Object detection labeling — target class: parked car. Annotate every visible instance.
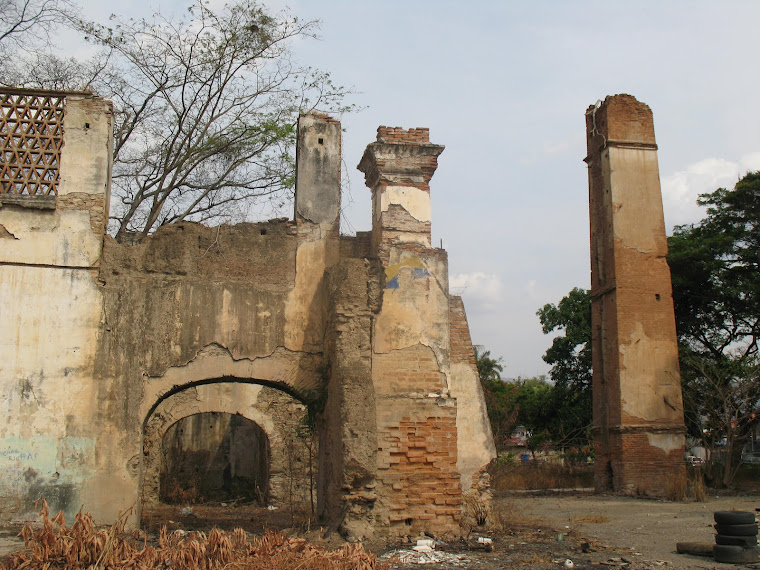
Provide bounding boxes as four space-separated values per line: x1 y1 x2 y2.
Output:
685 455 705 466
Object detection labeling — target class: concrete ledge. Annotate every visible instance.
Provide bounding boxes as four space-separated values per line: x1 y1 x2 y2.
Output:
0 194 57 209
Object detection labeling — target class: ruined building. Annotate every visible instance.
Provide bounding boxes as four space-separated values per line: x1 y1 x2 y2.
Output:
0 88 495 538
585 94 686 494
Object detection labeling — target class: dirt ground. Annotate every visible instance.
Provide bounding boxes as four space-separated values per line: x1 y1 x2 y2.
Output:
381 491 760 569
498 491 760 569
2 492 759 568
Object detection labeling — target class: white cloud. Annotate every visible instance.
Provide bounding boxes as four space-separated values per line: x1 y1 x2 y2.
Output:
450 272 503 311
661 153 760 230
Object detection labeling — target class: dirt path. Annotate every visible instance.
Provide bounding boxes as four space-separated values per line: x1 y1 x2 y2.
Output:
505 491 760 568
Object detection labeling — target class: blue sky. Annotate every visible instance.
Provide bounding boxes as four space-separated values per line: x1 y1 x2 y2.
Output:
73 0 760 378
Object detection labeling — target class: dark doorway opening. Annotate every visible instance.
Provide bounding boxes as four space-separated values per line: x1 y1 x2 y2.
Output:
159 412 270 504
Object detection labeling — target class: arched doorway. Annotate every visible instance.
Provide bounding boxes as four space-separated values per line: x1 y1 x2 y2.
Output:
159 412 270 505
140 380 317 531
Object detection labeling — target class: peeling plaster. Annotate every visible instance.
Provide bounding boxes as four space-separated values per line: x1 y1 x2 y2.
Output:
0 224 17 239
619 323 682 423
283 235 338 352
379 186 431 223
0 209 101 267
608 147 667 255
647 432 685 454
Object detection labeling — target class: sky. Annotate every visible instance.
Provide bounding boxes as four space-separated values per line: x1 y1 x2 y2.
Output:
69 0 760 379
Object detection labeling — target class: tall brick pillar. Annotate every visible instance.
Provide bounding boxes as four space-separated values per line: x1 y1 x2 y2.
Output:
358 128 463 535
585 94 686 495
358 127 444 263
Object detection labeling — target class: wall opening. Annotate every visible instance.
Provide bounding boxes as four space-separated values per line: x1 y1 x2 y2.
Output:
159 412 270 505
140 379 319 533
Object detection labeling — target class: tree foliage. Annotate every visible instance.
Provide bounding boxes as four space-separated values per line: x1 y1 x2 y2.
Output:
0 0 352 241
474 347 516 448
535 288 593 448
668 171 760 486
669 171 760 360
537 287 592 392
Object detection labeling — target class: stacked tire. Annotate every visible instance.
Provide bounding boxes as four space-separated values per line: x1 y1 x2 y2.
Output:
713 511 760 564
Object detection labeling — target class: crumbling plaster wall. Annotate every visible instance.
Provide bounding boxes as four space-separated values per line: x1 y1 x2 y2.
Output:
0 95 112 522
94 217 331 526
358 127 495 536
1 99 495 536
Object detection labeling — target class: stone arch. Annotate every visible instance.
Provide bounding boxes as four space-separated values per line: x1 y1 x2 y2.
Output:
140 344 323 427
142 382 316 510
140 346 322 512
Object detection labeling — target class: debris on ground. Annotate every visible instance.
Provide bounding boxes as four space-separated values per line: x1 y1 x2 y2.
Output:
382 548 472 567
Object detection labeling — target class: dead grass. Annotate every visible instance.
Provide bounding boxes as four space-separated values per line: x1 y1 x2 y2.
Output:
490 461 594 491
3 500 383 570
665 468 707 502
461 492 491 530
491 499 544 529
665 471 688 501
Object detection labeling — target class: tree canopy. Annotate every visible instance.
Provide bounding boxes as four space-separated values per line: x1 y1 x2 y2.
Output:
535 288 593 449
668 171 760 485
0 0 352 241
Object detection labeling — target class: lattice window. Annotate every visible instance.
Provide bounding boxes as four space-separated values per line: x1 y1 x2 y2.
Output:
0 89 65 196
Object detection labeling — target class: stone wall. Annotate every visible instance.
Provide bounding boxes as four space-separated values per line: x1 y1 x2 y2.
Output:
1 93 494 537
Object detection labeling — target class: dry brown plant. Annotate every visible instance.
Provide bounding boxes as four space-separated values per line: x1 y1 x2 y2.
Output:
665 472 689 501
3 500 384 569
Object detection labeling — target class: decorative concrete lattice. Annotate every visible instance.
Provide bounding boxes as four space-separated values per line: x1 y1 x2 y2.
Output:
0 89 65 196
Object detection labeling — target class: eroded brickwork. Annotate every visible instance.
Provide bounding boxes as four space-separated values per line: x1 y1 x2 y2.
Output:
449 296 477 368
379 413 461 528
585 94 686 496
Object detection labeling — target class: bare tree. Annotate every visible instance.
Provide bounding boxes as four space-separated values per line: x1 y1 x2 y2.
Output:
0 0 73 48
682 354 760 487
0 0 352 241
72 1 352 241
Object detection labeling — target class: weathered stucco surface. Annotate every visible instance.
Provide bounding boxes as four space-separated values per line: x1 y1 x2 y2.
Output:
0 95 112 521
586 94 686 496
2 97 494 537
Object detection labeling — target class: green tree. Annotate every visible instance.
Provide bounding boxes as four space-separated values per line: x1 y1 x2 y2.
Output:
668 171 760 486
512 376 553 457
474 347 517 449
535 288 593 448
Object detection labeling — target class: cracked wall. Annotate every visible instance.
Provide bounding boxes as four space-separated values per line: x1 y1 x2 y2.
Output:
1 100 494 537
0 94 113 521
585 94 686 496
358 127 495 537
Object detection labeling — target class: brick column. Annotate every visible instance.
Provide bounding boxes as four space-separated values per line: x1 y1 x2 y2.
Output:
357 127 444 264
585 94 686 496
358 127 462 536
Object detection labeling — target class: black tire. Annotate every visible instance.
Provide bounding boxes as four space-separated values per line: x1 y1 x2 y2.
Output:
713 544 760 564
716 534 759 547
714 510 756 525
715 523 758 536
